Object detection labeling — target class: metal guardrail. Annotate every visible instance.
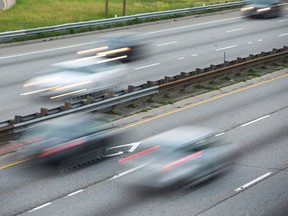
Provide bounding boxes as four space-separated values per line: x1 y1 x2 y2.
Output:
0 86 159 136
1 46 287 137
155 46 288 88
0 1 244 41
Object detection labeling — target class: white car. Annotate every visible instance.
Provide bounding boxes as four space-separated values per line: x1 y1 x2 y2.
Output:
22 56 127 100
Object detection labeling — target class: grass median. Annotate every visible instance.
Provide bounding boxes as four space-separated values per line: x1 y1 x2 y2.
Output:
0 0 239 32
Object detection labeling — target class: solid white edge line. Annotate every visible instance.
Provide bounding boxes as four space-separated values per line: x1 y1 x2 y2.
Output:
216 45 237 51
28 202 52 212
135 63 160 70
234 172 272 192
241 115 270 127
156 41 178 46
278 33 288 37
66 189 84 197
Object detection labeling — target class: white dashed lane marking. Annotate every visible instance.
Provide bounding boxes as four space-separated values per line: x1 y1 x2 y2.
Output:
235 172 272 192
66 189 84 197
278 33 288 37
240 115 270 127
28 203 52 212
225 28 242 33
135 63 160 70
216 45 237 51
156 41 178 46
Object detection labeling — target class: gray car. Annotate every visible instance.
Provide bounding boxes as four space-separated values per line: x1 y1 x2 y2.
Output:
241 0 282 18
119 126 239 189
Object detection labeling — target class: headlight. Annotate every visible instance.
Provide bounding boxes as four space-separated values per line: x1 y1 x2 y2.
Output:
257 7 271 12
241 7 254 11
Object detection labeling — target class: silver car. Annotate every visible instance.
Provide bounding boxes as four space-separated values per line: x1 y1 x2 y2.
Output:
119 126 239 189
22 56 127 100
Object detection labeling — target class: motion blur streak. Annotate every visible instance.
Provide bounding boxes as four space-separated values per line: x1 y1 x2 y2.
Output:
257 7 271 12
97 48 131 56
96 55 128 63
77 46 108 55
23 77 61 87
0 137 44 154
163 151 202 171
20 86 61 96
119 145 160 164
50 89 87 99
40 138 86 157
54 80 92 91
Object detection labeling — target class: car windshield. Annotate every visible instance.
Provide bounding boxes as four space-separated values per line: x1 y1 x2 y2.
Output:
176 136 224 153
23 119 109 141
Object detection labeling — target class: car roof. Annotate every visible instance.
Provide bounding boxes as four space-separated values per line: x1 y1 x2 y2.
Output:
143 126 214 149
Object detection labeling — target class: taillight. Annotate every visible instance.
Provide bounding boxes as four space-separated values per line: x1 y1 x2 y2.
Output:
40 138 86 157
119 145 160 164
0 137 45 154
162 151 202 171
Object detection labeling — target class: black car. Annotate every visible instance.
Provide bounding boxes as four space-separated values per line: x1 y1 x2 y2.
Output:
77 33 148 63
21 113 122 168
241 0 282 18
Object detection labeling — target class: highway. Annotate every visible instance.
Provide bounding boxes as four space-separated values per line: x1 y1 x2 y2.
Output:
0 9 287 121
0 8 288 216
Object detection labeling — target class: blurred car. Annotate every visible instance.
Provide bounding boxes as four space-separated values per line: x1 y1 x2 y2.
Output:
119 126 239 189
22 56 127 100
241 0 282 18
21 113 122 166
77 33 148 62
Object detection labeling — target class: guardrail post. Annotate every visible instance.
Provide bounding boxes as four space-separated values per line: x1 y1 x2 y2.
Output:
147 81 154 87
128 85 135 92
14 116 23 124
104 91 115 99
83 96 94 105
60 103 72 111
164 76 171 83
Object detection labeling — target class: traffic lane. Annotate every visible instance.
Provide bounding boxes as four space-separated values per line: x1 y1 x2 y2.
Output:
1 10 286 84
115 72 288 143
1 71 286 214
0 154 124 216
0 9 244 57
0 12 287 121
22 110 288 216
199 171 288 216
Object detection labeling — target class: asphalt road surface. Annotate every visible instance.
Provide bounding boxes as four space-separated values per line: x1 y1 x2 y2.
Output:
0 8 287 121
0 69 287 215
0 8 288 216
